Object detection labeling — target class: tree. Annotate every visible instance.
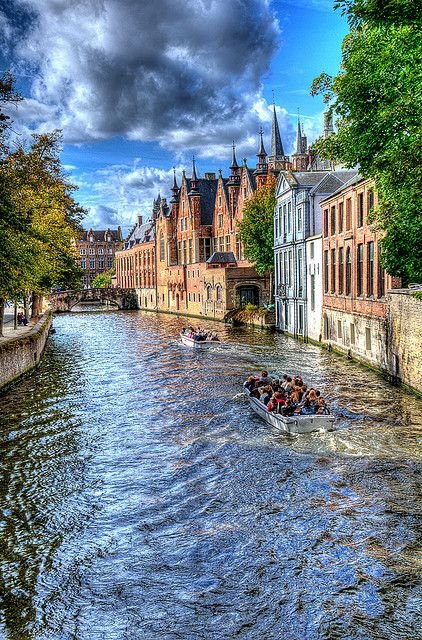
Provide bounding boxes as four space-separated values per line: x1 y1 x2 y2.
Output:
311 0 422 283
91 270 114 288
238 183 275 301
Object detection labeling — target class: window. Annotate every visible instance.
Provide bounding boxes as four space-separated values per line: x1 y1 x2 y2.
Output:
206 285 212 301
188 239 193 264
183 240 187 264
160 233 165 261
298 305 304 334
298 248 303 293
346 247 352 295
338 247 344 294
216 285 222 301
357 192 364 227
225 235 230 252
323 209 329 237
80 259 86 268
218 195 222 206
288 250 293 286
330 206 336 235
218 214 223 228
310 242 314 260
108 258 113 268
337 320 343 340
324 250 329 293
346 198 352 230
198 294 201 302
199 238 212 262
108 248 113 255
98 247 104 255
310 274 315 311
378 262 386 298
283 204 287 236
287 202 292 234
368 188 374 213
90 259 95 269
350 323 355 345
297 207 303 232
367 241 374 296
331 249 336 293
357 244 364 296
89 247 95 255
80 248 86 255
365 327 372 351
98 260 104 269
339 202 344 232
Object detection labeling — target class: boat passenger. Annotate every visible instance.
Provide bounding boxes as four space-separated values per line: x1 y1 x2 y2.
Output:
249 387 261 399
259 385 273 405
267 391 286 413
300 389 318 415
281 398 296 417
282 376 293 394
259 370 273 386
244 376 257 393
315 397 330 414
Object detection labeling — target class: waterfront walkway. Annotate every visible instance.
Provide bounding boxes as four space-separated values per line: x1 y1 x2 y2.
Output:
0 309 39 343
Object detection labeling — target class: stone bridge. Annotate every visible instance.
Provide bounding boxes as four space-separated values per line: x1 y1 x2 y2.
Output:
49 288 138 312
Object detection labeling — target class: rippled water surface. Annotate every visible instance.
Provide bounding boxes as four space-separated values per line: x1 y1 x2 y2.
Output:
0 311 421 640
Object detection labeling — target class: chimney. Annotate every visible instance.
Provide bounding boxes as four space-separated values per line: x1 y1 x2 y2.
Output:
138 215 143 226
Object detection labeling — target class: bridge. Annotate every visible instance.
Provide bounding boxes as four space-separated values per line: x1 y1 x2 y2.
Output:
49 287 138 312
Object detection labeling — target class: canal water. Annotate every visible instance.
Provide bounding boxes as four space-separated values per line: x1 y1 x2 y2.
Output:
0 311 421 640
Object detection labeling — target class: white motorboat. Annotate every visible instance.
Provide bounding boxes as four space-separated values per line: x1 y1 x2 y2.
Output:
180 332 216 348
248 393 335 434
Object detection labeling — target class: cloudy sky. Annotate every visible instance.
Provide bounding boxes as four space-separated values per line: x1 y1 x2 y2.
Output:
0 0 347 233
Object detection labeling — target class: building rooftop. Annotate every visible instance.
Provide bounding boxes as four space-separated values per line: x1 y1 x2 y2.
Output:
79 228 123 242
206 251 237 265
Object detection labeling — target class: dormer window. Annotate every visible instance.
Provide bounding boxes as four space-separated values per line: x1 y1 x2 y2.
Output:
89 235 94 242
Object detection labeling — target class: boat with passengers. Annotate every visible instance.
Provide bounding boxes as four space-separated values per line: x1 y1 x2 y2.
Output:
180 327 220 349
244 372 335 434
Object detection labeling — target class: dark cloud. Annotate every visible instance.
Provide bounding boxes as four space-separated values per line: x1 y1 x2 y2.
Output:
3 0 280 153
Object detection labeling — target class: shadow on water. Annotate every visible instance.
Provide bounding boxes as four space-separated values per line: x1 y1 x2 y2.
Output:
0 310 421 639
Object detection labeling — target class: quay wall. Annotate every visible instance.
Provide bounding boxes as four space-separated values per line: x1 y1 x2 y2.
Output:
0 312 52 392
387 291 422 394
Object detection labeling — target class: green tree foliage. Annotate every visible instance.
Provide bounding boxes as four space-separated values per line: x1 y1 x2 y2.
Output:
311 0 422 283
91 270 114 288
238 184 275 277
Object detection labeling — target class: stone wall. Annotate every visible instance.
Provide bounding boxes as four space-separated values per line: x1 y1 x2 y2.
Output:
387 290 422 393
0 312 52 391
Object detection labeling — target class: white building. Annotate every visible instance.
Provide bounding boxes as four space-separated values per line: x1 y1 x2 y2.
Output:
305 234 323 342
274 170 358 340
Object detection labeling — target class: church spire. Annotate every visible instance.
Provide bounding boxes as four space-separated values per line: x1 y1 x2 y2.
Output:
270 101 285 158
227 141 241 186
295 110 302 154
230 141 239 171
188 156 200 196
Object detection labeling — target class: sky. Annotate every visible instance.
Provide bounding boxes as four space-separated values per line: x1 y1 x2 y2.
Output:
0 0 348 235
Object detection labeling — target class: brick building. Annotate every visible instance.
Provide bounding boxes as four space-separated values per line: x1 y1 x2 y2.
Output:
77 227 123 287
115 216 156 309
321 175 400 369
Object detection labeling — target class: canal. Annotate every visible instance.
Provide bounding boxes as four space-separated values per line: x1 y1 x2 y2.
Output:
0 311 421 639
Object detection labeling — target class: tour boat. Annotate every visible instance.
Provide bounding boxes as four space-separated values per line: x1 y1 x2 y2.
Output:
247 392 335 434
180 332 216 349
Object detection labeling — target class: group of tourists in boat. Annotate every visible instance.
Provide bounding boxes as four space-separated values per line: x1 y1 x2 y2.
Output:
181 326 220 342
244 371 330 416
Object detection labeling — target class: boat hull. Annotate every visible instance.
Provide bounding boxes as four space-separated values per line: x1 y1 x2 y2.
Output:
180 333 213 348
248 395 335 434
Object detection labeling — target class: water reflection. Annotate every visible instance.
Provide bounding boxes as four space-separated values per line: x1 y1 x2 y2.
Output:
0 310 421 639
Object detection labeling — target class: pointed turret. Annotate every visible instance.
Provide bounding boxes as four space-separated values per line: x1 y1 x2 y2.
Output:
292 110 308 170
254 128 268 186
188 156 199 195
227 141 241 186
170 167 179 203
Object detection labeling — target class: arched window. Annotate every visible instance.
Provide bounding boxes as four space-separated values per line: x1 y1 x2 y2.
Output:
216 285 222 302
206 285 212 301
159 233 165 262
345 247 352 296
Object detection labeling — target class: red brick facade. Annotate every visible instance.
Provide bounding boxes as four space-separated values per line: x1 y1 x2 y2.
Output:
321 176 400 366
77 228 123 287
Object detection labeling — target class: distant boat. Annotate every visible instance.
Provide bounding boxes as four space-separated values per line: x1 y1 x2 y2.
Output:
180 332 218 349
247 392 335 434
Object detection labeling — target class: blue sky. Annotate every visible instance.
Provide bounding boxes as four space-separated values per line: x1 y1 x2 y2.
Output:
1 0 348 234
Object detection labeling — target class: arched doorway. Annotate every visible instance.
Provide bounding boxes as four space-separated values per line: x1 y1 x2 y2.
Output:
237 285 259 308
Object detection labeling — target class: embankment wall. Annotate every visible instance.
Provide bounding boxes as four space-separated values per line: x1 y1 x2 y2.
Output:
0 312 52 392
